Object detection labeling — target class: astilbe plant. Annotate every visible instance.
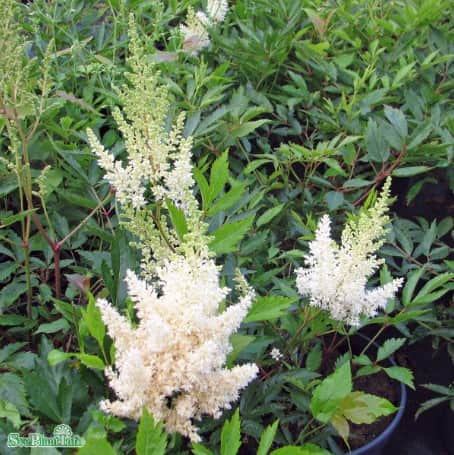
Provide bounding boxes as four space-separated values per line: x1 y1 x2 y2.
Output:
87 18 257 442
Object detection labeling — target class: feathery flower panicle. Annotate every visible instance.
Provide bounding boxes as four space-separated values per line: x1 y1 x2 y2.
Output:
97 253 258 442
88 17 210 269
180 9 211 55
295 179 403 326
207 0 229 23
89 17 257 442
180 1 229 55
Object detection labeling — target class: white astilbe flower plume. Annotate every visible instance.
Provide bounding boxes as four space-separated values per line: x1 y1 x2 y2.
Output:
180 1 229 55
207 0 229 22
98 253 258 442
296 179 403 326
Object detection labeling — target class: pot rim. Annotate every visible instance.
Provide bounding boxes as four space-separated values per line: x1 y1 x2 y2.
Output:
347 333 408 455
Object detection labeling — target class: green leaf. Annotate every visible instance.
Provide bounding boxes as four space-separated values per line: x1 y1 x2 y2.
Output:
82 294 105 349
78 435 116 455
365 119 390 163
231 119 270 138
391 166 431 177
194 168 210 212
383 366 415 390
192 444 215 455
324 191 344 210
23 372 61 422
0 262 18 281
342 178 372 189
402 268 426 306
48 350 71 366
411 272 454 305
310 362 352 423
166 200 188 240
0 373 29 416
208 183 247 216
306 344 322 372
0 342 27 363
376 338 406 362
245 296 295 323
416 396 450 419
48 350 105 370
209 151 229 202
257 420 279 455
0 400 21 428
221 408 241 455
384 106 408 139
34 318 70 335
0 209 37 228
77 354 105 369
355 365 381 377
339 391 397 425
209 215 254 255
331 413 349 442
226 334 255 367
136 408 167 455
271 445 330 455
256 204 285 227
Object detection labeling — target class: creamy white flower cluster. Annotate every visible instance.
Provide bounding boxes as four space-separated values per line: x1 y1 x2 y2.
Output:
89 17 257 442
98 253 257 441
180 0 229 55
296 179 403 326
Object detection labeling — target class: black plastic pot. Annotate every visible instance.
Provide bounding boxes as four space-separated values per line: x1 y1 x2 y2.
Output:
349 379 407 455
345 334 408 455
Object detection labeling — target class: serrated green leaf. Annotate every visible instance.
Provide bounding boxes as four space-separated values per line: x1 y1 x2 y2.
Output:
226 334 255 367
82 294 105 350
365 119 389 163
0 262 18 282
231 119 270 138
256 204 285 227
310 362 352 423
166 200 188 240
209 151 229 202
209 215 254 255
221 408 241 455
384 106 408 139
257 420 279 455
341 391 396 424
306 344 322 372
376 338 406 362
192 444 215 455
0 400 21 428
383 366 415 389
245 296 295 323
402 268 426 306
208 183 246 216
136 408 167 455
412 272 454 305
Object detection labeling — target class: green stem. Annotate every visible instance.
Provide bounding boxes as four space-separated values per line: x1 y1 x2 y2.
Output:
360 324 387 356
286 308 322 354
23 244 32 318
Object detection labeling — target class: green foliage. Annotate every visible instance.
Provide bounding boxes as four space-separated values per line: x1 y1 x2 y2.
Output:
310 362 397 442
136 408 168 455
0 0 452 453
